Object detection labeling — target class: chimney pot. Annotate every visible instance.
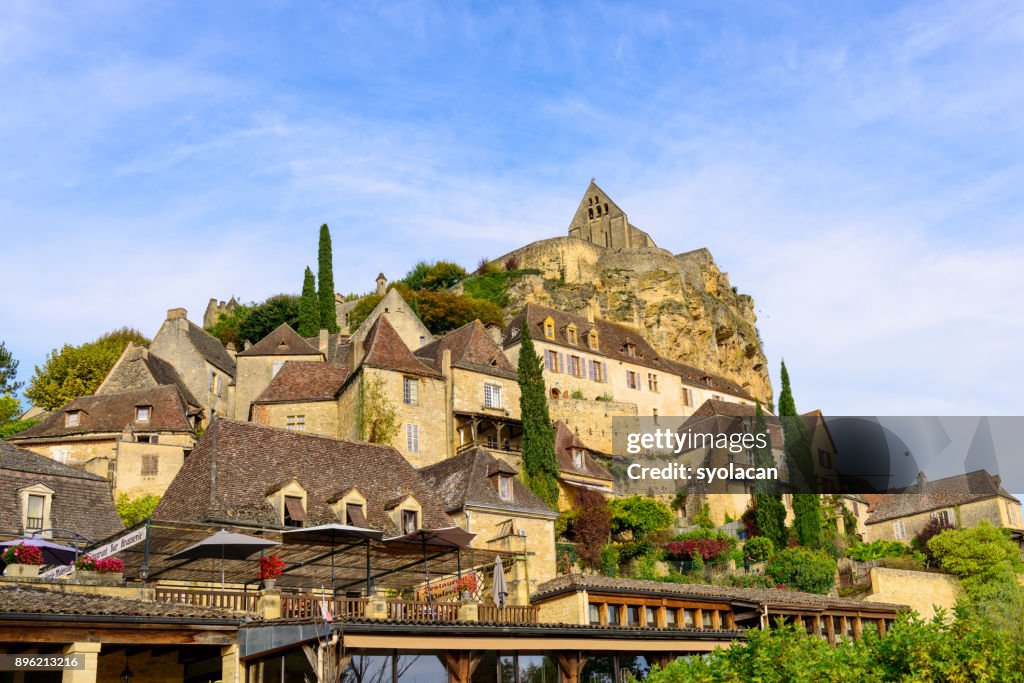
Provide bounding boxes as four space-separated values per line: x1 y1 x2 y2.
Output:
167 308 187 320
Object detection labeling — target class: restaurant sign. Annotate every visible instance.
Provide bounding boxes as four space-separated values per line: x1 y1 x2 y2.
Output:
39 526 148 579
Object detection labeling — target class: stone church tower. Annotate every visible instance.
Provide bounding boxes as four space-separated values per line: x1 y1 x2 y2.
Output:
568 180 657 249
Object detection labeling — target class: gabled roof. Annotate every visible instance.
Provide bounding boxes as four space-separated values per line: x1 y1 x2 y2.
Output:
866 470 1019 525
361 316 442 378
238 323 320 357
184 319 237 375
9 385 195 442
553 421 612 482
153 419 453 534
415 320 517 379
96 343 202 415
253 362 349 405
419 448 556 517
0 441 123 541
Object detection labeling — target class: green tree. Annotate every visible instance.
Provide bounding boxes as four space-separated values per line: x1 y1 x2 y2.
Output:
752 402 788 551
115 494 161 527
205 303 252 348
25 328 150 410
778 361 822 548
609 496 674 540
317 224 339 334
238 295 300 344
401 261 468 291
346 285 504 335
0 393 22 424
517 325 560 508
0 341 23 393
297 266 321 336
765 547 837 594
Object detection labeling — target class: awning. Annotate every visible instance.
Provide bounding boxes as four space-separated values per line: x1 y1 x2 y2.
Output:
284 497 306 522
385 526 476 549
280 524 384 545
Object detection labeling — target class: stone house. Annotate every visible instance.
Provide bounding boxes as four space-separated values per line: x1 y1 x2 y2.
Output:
149 307 237 423
250 361 349 436
419 447 559 590
415 320 523 457
552 421 614 511
95 341 204 416
7 385 198 500
0 441 123 543
234 323 324 421
348 286 432 355
863 470 1024 543
154 418 453 536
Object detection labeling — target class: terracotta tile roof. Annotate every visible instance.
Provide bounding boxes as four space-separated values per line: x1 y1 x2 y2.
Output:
415 321 518 379
154 419 454 534
533 574 906 613
253 362 348 404
554 421 612 481
361 316 442 378
0 442 123 540
503 303 752 400
0 585 251 621
184 319 237 375
10 385 195 442
866 470 1019 524
238 323 320 357
419 448 556 516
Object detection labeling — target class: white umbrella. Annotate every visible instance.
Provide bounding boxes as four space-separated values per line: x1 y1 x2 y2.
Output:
492 555 508 608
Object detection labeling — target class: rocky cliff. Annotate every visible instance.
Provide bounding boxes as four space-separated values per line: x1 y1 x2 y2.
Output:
491 237 772 405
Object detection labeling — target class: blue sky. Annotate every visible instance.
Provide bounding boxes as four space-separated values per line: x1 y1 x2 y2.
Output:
2 1 1022 415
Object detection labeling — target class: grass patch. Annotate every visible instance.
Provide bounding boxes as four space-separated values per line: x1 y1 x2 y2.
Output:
461 269 540 307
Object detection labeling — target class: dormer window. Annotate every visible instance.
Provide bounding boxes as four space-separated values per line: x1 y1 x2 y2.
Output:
401 509 419 534
135 406 150 422
566 325 578 345
588 331 599 350
625 343 637 358
19 484 54 537
572 449 585 470
283 495 306 527
65 410 81 428
543 317 555 340
498 475 513 501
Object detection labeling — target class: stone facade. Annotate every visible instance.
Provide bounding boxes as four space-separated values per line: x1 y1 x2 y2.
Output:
349 288 432 359
546 397 636 454
568 180 657 250
864 496 1024 543
456 507 557 589
251 398 339 438
864 567 961 621
234 353 321 421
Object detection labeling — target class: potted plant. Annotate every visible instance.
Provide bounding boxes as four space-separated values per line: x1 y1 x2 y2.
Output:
2 543 44 578
74 554 100 580
259 555 285 590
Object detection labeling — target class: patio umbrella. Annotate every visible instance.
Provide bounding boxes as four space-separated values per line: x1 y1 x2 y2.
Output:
385 527 477 601
282 524 384 592
492 555 508 608
0 538 80 566
167 529 279 588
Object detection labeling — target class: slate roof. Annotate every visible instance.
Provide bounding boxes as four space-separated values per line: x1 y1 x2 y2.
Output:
553 421 613 482
238 323 320 357
503 303 752 400
360 316 442 378
10 385 195 442
154 419 454 533
418 448 557 516
253 362 349 404
865 470 1019 524
415 321 518 379
184 319 237 374
0 442 123 540
303 332 352 365
533 574 906 613
0 585 251 621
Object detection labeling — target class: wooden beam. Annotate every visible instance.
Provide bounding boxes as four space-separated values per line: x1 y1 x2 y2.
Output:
853 616 863 642
825 616 836 647
0 625 234 646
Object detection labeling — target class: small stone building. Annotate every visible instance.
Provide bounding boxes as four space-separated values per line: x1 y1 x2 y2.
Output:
567 180 657 249
552 421 614 511
234 323 324 421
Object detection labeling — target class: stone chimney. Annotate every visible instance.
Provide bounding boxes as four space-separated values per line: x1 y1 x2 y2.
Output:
375 273 388 296
319 329 329 356
916 471 928 489
484 323 503 345
585 300 596 323
167 308 187 321
243 340 253 351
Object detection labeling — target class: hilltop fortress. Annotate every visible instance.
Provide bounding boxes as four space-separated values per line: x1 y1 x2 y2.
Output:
489 180 772 405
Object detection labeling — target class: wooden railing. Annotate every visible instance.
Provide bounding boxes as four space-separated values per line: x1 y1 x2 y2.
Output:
280 594 368 620
154 587 260 612
479 604 540 624
388 599 461 622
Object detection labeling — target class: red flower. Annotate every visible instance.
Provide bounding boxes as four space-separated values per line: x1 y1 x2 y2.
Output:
2 543 44 566
259 555 286 580
664 538 732 561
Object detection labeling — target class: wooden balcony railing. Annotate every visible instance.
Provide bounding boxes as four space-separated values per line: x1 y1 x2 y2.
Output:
388 599 462 622
280 594 368 620
154 587 260 612
479 604 540 624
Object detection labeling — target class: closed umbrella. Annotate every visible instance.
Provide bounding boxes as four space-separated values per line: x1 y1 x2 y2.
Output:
167 529 279 588
0 538 79 566
492 555 508 608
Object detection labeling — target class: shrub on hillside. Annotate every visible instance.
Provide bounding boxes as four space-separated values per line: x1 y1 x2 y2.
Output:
765 547 837 594
744 536 775 563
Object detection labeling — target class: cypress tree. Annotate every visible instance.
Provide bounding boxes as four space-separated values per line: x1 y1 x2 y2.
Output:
317 224 339 333
778 361 823 547
752 401 788 551
298 266 320 337
517 325 560 508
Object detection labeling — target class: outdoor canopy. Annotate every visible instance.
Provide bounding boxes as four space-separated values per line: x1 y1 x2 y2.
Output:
167 529 279 587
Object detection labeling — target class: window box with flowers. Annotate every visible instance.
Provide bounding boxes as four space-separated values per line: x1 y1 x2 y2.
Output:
74 555 124 583
2 543 45 577
260 555 286 590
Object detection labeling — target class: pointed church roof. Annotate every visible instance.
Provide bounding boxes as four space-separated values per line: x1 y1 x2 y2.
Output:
238 323 320 357
361 316 442 378
415 320 517 379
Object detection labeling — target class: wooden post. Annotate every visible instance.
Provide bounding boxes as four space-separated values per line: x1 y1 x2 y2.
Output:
854 616 863 641
825 616 836 647
442 652 482 683
695 608 703 630
878 618 887 638
794 614 804 632
711 610 721 630
813 615 821 638
556 653 587 683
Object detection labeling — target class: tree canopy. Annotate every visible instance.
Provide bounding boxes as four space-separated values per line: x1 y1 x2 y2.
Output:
517 324 560 508
24 328 150 410
238 294 301 345
400 260 468 291
298 266 321 337
0 341 22 394
317 224 339 334
345 284 503 335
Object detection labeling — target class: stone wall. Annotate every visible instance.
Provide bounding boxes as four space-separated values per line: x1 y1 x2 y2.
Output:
864 567 961 621
114 440 188 499
149 312 235 422
534 590 588 625
463 507 558 588
251 399 339 439
546 397 636 453
234 355 320 421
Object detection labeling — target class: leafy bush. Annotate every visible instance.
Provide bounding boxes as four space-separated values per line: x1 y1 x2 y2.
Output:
665 538 733 562
555 542 579 573
461 268 541 307
599 544 619 577
0 418 38 439
570 487 611 570
744 536 775 563
115 494 160 527
927 521 1023 584
400 261 468 291
765 547 837 594
845 539 906 562
609 496 674 541
632 551 662 581
913 516 955 566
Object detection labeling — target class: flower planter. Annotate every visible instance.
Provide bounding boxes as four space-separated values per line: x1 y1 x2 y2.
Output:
263 578 277 590
76 570 123 584
3 564 41 578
